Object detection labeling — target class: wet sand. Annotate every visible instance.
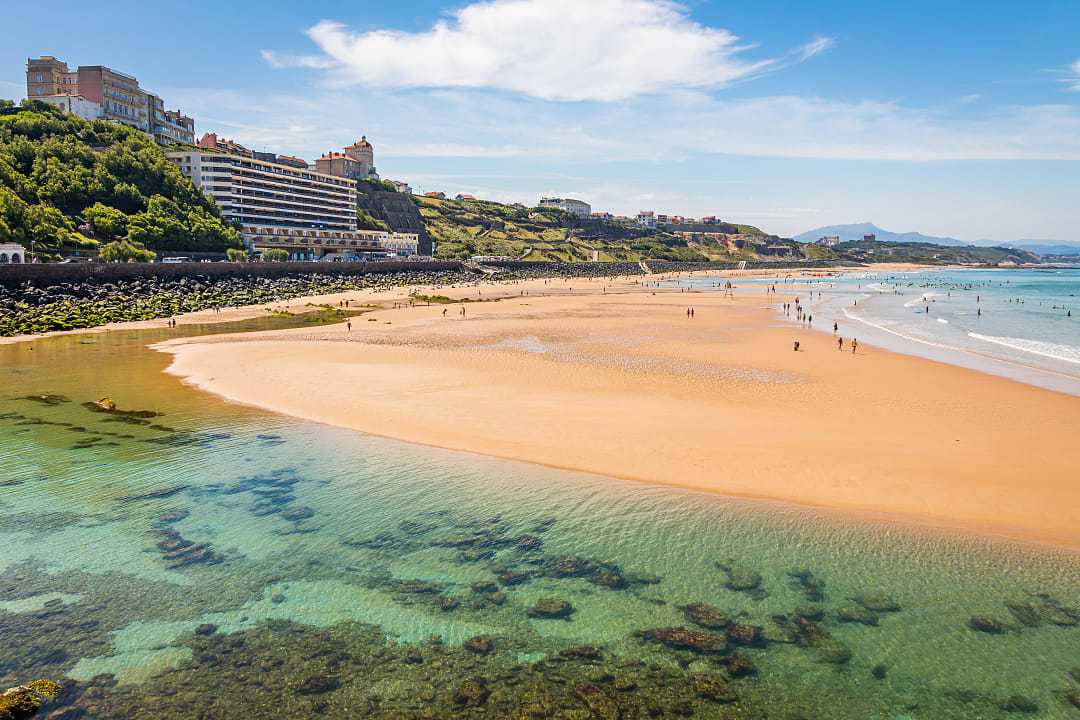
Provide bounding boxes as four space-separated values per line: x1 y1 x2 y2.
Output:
153 273 1080 551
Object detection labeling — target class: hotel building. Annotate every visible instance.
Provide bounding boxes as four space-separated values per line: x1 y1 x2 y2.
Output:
167 150 417 260
25 56 194 145
539 197 592 218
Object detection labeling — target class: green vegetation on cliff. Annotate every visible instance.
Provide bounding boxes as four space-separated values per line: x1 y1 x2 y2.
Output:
418 195 785 262
0 101 241 260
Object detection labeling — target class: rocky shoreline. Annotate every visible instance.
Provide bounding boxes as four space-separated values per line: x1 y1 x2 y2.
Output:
0 263 644 337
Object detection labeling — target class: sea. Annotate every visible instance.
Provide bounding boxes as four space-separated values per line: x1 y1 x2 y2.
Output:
675 267 1080 396
0 294 1078 718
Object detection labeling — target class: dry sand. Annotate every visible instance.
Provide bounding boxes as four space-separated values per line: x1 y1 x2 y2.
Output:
153 273 1080 550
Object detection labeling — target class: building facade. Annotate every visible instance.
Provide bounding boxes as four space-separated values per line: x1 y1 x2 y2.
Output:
816 236 840 247
26 56 194 145
0 243 27 264
539 197 591 218
36 94 102 122
167 150 417 260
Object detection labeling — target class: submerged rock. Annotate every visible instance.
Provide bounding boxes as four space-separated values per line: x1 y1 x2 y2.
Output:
854 591 901 613
295 674 340 695
528 597 574 620
692 673 736 703
996 694 1038 713
792 617 851 664
452 677 490 708
635 627 728 654
727 623 764 646
717 561 765 598
720 652 757 677
681 603 729 630
1005 601 1042 628
836 604 879 626
968 616 1009 634
463 636 494 655
788 569 826 602
795 604 825 621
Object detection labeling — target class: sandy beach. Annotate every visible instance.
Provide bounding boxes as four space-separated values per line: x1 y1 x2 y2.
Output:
153 272 1080 550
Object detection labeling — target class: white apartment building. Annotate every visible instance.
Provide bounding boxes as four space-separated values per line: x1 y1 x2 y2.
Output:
168 150 420 260
539 197 592 218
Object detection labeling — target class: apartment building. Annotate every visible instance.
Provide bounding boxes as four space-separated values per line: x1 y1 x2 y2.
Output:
168 150 415 259
539 197 591 218
26 56 195 145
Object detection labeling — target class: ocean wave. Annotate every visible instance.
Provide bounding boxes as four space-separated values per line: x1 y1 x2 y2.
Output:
903 292 942 308
968 334 1080 365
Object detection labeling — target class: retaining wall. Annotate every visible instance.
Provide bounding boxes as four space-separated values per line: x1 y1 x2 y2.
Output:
0 261 467 288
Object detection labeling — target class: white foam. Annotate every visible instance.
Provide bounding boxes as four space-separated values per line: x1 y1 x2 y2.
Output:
937 318 949 324
968 333 1080 365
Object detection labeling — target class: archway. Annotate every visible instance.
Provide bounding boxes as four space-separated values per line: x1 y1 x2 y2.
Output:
10 253 21 264
0 253 8 264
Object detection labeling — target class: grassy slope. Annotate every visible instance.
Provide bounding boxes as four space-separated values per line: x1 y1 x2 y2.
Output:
418 196 778 262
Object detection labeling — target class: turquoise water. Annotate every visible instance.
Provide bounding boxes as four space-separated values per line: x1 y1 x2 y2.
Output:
672 267 1080 394
1 319 1079 718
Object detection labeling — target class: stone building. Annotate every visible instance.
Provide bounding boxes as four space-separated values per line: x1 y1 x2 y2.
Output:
26 56 194 145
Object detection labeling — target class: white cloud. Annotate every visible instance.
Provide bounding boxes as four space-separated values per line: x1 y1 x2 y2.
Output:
166 82 1080 169
263 0 830 102
1068 59 1080 91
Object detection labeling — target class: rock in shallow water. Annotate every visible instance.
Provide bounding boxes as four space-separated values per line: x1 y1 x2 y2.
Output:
527 597 574 620
968 616 1009 634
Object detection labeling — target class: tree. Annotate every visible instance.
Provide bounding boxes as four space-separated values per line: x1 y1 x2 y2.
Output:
227 247 250 262
259 248 289 262
83 202 128 240
0 105 243 260
98 239 156 263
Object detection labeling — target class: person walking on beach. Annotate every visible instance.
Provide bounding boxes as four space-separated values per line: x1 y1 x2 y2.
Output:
347 321 352 332
442 308 448 317
833 322 838 334
852 338 858 354
838 337 843 351
691 308 695 318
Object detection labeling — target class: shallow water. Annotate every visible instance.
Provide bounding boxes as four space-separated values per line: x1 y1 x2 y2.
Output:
670 267 1080 395
1 316 1079 718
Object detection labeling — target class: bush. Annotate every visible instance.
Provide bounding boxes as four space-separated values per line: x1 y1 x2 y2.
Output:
227 247 250 262
99 239 156 263
259 248 289 262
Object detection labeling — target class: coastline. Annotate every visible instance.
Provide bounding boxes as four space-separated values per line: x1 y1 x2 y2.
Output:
153 271 1080 551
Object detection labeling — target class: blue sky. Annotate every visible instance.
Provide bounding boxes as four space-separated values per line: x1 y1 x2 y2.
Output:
2 0 1079 242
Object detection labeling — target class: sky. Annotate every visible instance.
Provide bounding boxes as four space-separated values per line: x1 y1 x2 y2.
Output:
2 0 1079 242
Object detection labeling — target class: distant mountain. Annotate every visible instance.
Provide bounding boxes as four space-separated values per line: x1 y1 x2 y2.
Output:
1006 240 1080 256
794 223 966 247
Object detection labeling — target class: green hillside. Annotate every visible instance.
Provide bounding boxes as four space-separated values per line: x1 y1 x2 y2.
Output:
0 100 241 260
417 195 787 262
835 240 1039 265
